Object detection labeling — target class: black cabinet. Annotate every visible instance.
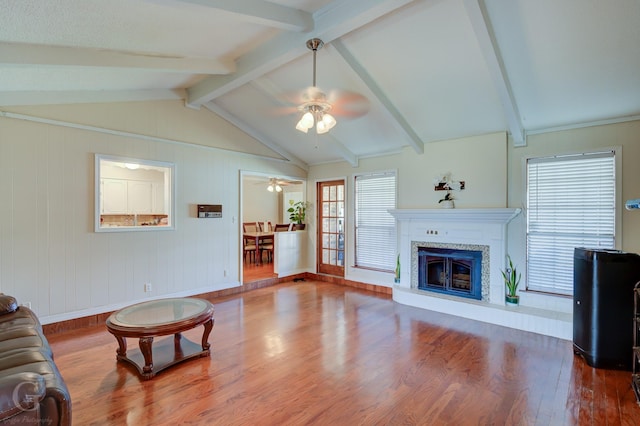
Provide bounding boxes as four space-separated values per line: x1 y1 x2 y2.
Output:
573 248 640 370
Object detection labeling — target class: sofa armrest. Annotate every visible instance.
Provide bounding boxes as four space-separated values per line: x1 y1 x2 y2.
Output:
0 372 45 421
0 296 17 316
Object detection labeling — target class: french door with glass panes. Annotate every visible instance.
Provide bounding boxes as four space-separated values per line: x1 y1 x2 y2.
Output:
317 180 345 276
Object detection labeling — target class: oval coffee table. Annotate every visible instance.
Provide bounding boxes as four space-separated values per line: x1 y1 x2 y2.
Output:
106 297 214 380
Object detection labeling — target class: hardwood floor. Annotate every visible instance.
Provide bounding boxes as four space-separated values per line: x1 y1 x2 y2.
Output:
243 258 277 283
47 281 640 425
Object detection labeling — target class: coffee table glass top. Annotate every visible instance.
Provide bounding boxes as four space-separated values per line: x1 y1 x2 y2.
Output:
109 298 211 327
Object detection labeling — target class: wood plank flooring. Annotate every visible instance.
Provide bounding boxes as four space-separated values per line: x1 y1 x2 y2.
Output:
46 281 640 425
243 259 276 283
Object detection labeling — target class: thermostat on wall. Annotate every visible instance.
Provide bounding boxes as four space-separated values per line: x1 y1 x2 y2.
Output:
197 204 222 218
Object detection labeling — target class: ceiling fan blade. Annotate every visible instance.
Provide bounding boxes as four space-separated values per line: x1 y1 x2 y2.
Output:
269 106 300 117
277 86 325 105
327 90 370 118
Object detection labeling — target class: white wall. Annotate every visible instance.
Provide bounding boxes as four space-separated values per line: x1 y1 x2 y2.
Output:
307 132 508 287
0 100 305 323
242 179 279 225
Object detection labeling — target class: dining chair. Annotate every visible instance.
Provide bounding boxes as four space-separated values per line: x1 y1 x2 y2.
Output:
258 221 274 262
243 239 257 263
243 222 259 233
242 222 259 263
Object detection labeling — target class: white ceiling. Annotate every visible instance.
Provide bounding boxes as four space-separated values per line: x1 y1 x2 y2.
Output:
1 0 639 169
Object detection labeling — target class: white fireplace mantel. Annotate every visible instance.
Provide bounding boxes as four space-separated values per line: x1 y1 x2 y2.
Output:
388 208 521 224
387 207 572 340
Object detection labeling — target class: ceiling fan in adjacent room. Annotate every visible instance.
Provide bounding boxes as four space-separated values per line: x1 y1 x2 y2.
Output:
260 177 301 192
283 38 370 135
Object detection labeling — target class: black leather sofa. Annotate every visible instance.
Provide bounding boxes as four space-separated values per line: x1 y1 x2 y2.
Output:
0 294 71 425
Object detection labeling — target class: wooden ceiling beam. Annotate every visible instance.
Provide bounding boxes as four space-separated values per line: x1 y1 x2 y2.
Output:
330 40 424 155
186 0 416 107
0 42 234 74
463 0 525 146
171 0 313 32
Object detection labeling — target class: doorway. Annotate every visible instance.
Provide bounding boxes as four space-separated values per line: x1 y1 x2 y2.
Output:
317 180 345 277
240 172 305 283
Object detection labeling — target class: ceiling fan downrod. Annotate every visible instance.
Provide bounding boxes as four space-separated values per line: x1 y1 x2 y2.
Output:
306 38 324 88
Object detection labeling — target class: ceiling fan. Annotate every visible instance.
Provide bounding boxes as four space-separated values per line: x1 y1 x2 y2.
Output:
286 38 369 135
258 177 301 192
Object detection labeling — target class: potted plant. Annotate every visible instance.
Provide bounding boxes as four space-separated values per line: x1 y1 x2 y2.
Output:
502 255 521 306
287 200 308 225
438 191 455 209
394 254 401 283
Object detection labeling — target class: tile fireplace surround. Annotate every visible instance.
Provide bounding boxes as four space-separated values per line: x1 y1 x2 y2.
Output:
389 208 572 340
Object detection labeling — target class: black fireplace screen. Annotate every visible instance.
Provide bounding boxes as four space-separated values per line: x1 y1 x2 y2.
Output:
418 247 482 300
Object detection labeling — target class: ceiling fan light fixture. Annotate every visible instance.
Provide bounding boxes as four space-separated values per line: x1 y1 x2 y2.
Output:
267 184 274 192
316 119 328 134
296 111 314 133
275 184 282 192
295 120 309 133
295 38 340 135
322 113 336 130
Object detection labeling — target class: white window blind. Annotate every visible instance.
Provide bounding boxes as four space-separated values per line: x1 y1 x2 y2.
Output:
526 151 616 295
355 172 397 271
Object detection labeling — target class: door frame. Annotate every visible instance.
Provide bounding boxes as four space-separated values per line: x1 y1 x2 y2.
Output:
239 170 306 284
316 178 346 277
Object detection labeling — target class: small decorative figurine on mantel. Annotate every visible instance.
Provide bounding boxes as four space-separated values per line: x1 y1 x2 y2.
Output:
433 173 465 208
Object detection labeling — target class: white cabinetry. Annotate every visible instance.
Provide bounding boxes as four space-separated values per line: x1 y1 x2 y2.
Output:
102 179 128 214
128 181 153 214
152 182 165 214
101 179 164 214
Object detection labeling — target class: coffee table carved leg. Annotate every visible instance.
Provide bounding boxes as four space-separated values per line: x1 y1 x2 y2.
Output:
115 335 127 358
201 318 214 352
139 336 154 376
174 333 184 358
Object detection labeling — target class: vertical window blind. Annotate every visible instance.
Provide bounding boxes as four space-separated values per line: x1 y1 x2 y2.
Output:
354 172 397 271
526 151 616 295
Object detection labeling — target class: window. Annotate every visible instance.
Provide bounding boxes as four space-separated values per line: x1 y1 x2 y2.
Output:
95 154 175 232
354 171 397 271
526 151 616 295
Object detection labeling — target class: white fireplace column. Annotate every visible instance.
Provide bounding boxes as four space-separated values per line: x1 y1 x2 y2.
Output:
389 209 521 305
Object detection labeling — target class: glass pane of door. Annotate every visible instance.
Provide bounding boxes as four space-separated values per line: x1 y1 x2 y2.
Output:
317 180 345 276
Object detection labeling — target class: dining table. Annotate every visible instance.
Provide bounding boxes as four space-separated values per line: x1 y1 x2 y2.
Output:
243 231 274 265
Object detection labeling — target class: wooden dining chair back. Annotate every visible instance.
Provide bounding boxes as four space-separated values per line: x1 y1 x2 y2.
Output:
258 221 274 262
243 222 258 233
258 221 272 232
274 224 290 232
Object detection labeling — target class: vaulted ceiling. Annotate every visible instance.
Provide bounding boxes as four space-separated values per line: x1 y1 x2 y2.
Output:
1 0 639 170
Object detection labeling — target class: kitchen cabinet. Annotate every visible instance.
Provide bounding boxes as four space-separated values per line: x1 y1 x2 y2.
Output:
152 182 165 214
101 179 163 214
128 181 153 214
102 179 128 214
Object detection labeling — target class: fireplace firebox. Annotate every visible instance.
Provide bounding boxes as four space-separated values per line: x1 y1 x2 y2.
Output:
417 247 482 300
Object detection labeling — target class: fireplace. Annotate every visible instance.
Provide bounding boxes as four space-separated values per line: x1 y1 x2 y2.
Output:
391 208 521 306
385 209 573 340
417 247 482 300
